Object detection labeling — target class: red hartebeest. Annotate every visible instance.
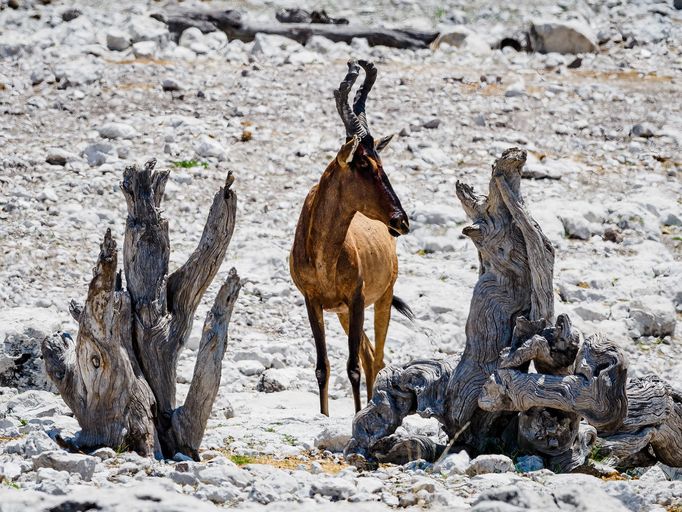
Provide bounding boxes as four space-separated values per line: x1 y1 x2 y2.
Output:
290 60 413 415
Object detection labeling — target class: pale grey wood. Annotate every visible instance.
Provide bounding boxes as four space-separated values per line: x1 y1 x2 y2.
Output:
171 268 241 460
599 376 682 468
120 160 173 421
346 147 682 472
481 332 628 432
42 230 157 455
42 160 239 460
443 148 555 438
346 358 456 462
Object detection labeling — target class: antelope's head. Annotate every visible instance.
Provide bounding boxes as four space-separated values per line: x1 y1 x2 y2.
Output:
332 60 409 237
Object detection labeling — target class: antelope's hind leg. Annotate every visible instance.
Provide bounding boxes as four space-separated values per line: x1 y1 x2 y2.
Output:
305 297 330 416
372 288 393 380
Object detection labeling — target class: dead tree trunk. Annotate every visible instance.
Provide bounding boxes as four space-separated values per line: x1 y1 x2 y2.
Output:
42 160 240 460
346 148 682 472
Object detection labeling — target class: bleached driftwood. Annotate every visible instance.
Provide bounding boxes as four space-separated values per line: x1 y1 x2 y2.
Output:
345 148 682 472
42 160 240 460
151 10 439 49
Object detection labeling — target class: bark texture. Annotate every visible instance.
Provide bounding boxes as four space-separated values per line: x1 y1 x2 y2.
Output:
345 147 682 472
42 160 240 460
598 376 682 469
151 10 439 49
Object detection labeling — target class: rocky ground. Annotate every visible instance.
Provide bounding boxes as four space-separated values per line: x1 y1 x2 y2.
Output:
1 0 681 510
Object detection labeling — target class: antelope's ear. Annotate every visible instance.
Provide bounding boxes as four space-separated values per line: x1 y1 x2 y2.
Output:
375 134 395 153
337 135 359 165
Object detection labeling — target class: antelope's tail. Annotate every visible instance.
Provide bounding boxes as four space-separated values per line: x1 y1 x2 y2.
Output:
391 296 415 322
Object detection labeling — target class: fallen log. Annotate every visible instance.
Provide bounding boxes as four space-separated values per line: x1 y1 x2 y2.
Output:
275 8 348 25
151 10 439 49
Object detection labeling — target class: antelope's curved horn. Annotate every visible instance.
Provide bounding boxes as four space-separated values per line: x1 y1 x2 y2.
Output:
334 60 367 140
352 60 377 135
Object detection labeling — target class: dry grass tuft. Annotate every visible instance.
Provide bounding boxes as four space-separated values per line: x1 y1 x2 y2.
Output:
216 449 349 475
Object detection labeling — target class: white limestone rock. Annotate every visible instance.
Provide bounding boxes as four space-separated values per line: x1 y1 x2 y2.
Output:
314 422 352 453
128 15 169 44
106 29 131 51
45 148 78 166
628 295 676 338
466 454 515 476
33 450 97 481
195 135 227 160
53 58 102 87
132 40 157 59
432 26 485 51
251 33 303 57
257 368 299 392
0 482 219 510
411 204 467 226
236 359 265 376
310 476 356 500
194 462 252 488
98 122 138 140
0 459 23 481
530 19 599 54
83 142 116 166
434 450 470 475
4 430 58 457
6 390 69 420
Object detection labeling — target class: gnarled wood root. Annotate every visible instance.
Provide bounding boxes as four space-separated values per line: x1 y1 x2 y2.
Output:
598 376 682 469
43 160 240 459
345 359 455 462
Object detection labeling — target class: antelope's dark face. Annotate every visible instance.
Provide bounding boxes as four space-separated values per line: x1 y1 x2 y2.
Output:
336 135 409 237
333 59 409 237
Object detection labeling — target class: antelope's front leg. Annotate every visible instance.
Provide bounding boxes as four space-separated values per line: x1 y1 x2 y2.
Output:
347 287 365 413
305 297 329 416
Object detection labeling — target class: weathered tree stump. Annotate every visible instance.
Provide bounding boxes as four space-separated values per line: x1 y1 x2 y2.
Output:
345 148 682 472
42 159 240 460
